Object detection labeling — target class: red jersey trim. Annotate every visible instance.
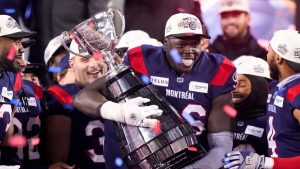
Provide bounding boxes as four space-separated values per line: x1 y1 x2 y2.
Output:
32 82 43 99
13 72 22 92
286 83 300 102
210 57 235 86
47 86 73 105
128 46 149 76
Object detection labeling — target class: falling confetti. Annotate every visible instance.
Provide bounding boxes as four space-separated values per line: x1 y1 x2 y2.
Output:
31 138 40 146
115 157 123 167
10 99 23 106
48 66 62 73
182 112 195 125
141 74 150 84
8 135 27 148
7 47 16 61
187 146 198 152
177 8 186 13
223 104 237 118
152 122 161 135
170 48 182 64
92 53 103 60
4 8 16 14
63 104 74 110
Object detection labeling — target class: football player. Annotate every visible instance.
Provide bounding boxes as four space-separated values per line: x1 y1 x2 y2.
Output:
74 13 236 169
223 30 300 169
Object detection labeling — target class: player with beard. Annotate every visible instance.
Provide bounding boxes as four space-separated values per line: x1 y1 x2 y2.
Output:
231 56 270 156
223 30 300 169
74 13 236 169
0 15 35 167
210 0 267 61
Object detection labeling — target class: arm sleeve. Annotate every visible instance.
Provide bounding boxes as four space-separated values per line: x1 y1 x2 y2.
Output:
273 156 300 169
184 131 233 169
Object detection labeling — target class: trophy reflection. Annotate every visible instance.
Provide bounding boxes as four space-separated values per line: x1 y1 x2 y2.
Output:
61 8 206 169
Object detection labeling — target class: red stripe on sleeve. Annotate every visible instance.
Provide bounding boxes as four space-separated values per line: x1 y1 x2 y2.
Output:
210 57 235 86
47 86 73 105
286 83 300 102
32 82 43 99
128 46 149 76
13 72 22 92
273 156 300 169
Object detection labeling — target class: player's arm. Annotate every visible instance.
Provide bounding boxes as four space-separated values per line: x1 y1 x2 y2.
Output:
46 115 71 164
74 76 163 128
293 108 300 124
185 93 234 169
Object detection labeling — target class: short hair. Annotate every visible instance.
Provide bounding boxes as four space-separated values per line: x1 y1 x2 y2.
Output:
285 59 300 73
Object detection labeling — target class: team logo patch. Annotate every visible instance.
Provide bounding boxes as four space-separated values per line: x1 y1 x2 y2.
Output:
177 17 201 31
150 76 169 87
294 48 300 59
1 87 13 100
253 64 265 74
245 125 264 138
189 81 208 93
5 17 19 29
27 97 37 107
277 44 288 56
274 95 284 108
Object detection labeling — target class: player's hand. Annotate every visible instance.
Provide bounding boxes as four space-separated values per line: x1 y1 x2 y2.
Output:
49 162 75 169
223 151 265 169
100 97 163 127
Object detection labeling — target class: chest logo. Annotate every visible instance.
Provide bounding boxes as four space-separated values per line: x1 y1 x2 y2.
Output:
1 87 13 100
274 95 284 108
189 81 208 93
150 76 169 87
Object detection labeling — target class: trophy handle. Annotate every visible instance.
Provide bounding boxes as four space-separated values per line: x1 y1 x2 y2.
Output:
61 31 90 58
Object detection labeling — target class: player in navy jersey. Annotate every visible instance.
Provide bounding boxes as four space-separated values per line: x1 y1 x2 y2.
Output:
0 15 36 167
223 30 300 169
74 13 236 169
45 39 152 169
231 56 270 156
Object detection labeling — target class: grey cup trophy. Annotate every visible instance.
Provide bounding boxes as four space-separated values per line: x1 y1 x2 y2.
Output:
61 8 206 169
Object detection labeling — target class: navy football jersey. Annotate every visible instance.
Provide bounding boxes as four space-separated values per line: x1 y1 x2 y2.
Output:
233 116 268 156
13 80 43 167
0 71 22 143
46 83 105 169
124 45 236 149
266 74 300 158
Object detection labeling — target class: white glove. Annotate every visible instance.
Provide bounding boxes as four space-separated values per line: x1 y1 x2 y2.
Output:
223 151 274 169
100 97 163 127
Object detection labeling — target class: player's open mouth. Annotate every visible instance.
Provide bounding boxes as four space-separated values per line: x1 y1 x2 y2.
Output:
182 57 195 67
232 96 243 103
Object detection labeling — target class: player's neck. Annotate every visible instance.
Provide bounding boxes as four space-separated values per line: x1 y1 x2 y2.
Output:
278 69 298 82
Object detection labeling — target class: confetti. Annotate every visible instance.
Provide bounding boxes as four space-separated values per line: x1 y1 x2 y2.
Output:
223 104 237 118
10 99 23 106
177 8 186 13
115 157 123 167
7 47 16 61
187 146 198 152
8 135 27 148
182 112 195 125
4 8 16 14
152 122 161 134
31 138 40 146
141 74 150 84
63 104 74 110
92 53 103 60
48 66 62 73
170 48 182 64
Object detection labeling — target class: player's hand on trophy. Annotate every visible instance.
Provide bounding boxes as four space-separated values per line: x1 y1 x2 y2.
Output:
223 151 266 169
99 97 163 127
